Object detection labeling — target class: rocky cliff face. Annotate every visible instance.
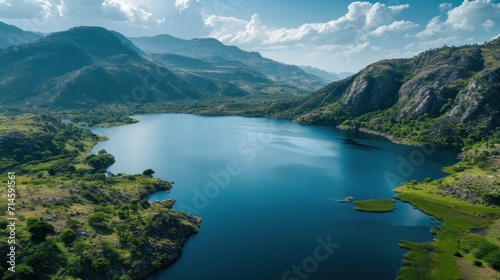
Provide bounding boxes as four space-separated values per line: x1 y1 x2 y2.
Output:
343 61 404 117
275 38 500 146
128 203 201 279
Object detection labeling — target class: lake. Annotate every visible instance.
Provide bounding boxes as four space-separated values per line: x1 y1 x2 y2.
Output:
90 114 458 280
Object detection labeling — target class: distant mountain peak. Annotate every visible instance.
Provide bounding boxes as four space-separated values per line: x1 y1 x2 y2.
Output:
0 26 200 106
130 34 326 92
0 21 43 49
40 26 139 59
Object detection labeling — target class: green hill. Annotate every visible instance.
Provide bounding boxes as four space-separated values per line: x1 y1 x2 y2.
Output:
130 34 328 93
0 21 42 49
0 26 201 106
0 114 200 279
271 38 500 148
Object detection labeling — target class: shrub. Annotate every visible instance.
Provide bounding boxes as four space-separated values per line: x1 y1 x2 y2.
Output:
66 219 82 230
484 249 500 270
140 199 150 209
142 169 155 176
59 228 77 246
88 213 108 228
28 221 55 243
476 242 498 259
92 258 109 274
3 263 35 279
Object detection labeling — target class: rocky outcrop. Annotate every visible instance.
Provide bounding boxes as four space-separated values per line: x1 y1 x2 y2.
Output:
281 37 500 146
449 67 500 123
128 203 201 279
343 62 403 116
438 186 481 204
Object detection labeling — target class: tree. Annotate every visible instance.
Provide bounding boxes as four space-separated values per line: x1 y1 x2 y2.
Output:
140 199 150 209
115 224 128 238
25 239 65 278
28 221 55 243
484 249 500 270
86 153 115 171
66 219 82 230
118 205 130 219
2 263 35 280
88 213 107 228
92 258 109 274
59 228 77 246
26 218 38 228
142 168 155 176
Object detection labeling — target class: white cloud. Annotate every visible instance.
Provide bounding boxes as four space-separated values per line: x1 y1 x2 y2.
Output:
205 2 414 47
174 0 203 14
0 0 207 38
202 2 420 72
417 0 500 39
175 0 200 12
483 19 495 31
101 0 154 22
369 20 419 37
204 15 246 41
174 0 188 11
439 3 452 12
0 0 51 19
0 1 498 73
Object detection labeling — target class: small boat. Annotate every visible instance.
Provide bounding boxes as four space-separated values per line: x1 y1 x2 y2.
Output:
338 196 354 203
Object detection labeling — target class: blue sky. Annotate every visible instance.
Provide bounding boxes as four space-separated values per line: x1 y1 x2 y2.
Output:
1 0 499 72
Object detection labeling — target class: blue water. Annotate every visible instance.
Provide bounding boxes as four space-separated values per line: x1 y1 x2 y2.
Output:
90 114 457 280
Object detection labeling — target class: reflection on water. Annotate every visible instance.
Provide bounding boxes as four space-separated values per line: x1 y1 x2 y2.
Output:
90 114 458 280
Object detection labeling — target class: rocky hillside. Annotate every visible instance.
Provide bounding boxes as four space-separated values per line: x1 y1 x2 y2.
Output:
272 38 500 148
0 26 201 106
130 35 328 93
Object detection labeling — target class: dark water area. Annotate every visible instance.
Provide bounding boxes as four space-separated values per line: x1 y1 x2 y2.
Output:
90 114 458 280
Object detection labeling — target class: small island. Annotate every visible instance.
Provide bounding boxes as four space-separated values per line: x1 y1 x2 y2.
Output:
353 199 395 212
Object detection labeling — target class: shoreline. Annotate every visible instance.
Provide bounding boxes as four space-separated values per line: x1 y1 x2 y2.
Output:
336 124 407 145
83 114 495 279
0 114 202 280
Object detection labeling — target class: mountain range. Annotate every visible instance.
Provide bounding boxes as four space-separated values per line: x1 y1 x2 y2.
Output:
0 26 202 106
0 22 42 49
0 21 499 148
130 35 328 94
272 38 500 147
299 66 342 82
0 22 330 107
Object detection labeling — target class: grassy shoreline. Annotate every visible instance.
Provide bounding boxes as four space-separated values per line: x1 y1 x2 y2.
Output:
72 111 500 279
0 114 201 279
353 199 395 212
393 142 500 279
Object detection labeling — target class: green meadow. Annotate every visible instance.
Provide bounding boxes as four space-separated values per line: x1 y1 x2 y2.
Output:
395 142 500 279
353 199 395 212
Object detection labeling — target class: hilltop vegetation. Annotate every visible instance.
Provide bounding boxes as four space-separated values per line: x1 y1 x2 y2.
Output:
0 114 200 280
271 38 500 149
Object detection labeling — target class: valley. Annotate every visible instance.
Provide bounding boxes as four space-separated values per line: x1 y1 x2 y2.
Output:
0 19 498 280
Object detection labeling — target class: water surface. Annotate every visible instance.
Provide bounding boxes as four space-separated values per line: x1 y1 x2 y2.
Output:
90 114 457 280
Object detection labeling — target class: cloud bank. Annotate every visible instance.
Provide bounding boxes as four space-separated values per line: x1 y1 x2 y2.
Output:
0 0 498 72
